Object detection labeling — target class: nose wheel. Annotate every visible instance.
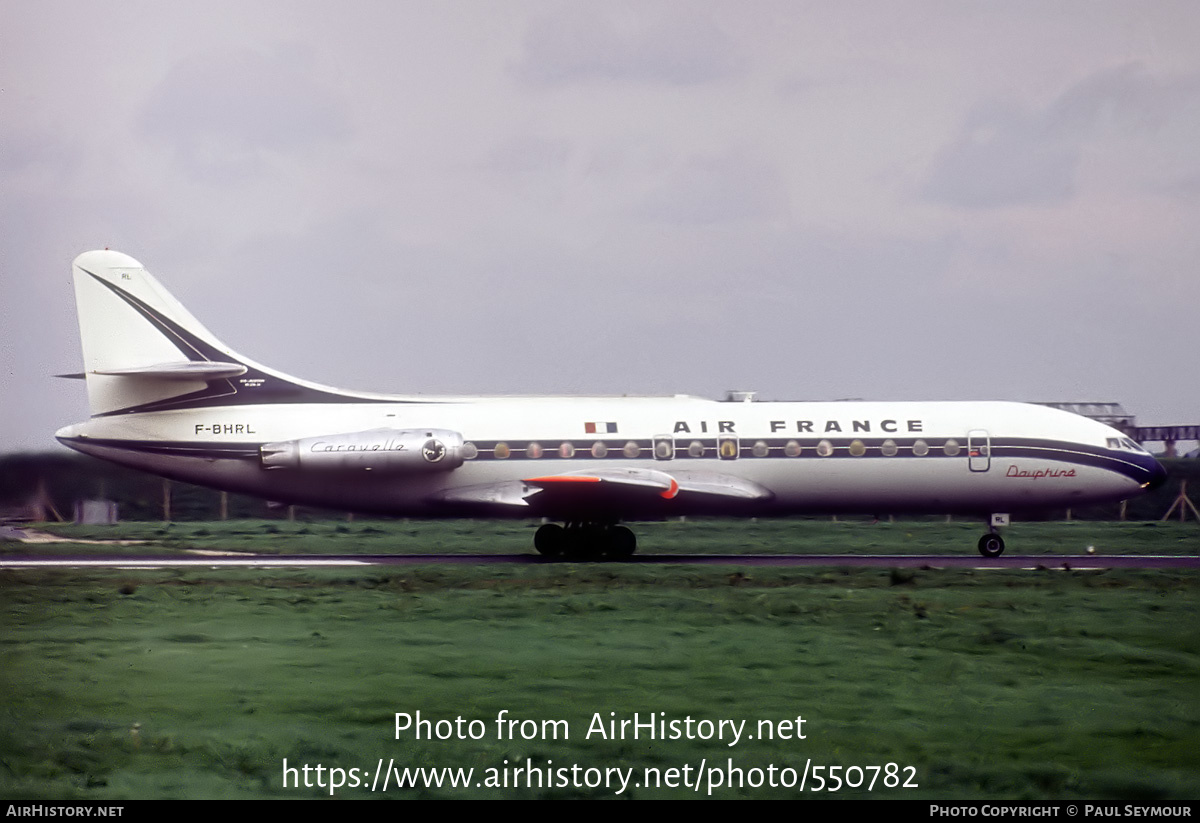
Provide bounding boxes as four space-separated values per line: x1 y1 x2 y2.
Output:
977 532 1005 558
978 513 1009 557
535 522 637 560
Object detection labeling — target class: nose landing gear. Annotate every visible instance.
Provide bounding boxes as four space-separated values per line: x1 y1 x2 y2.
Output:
977 532 1005 558
978 513 1009 557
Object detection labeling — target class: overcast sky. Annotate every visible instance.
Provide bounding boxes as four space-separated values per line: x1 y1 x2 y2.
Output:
2 1 1198 453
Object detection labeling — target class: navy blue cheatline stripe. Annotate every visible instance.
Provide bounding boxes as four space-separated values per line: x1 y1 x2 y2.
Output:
463 437 1157 485
66 434 1156 485
81 271 423 416
56 436 262 460
996 436 1162 484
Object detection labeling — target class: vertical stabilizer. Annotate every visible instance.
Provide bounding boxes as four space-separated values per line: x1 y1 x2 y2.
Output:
69 250 363 417
73 250 246 415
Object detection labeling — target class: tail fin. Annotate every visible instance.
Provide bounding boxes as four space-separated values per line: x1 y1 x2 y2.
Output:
70 250 372 417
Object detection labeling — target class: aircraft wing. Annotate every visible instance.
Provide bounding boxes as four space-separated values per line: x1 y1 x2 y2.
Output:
433 467 772 513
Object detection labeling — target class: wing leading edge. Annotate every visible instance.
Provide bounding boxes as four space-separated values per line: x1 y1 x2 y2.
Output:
434 468 772 515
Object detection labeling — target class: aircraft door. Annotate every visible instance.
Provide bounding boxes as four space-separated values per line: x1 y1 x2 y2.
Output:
967 429 991 472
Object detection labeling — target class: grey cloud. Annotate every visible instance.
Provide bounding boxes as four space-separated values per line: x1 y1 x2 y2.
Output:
924 63 1200 208
923 101 1080 208
140 45 352 179
1168 171 1200 199
1048 63 1200 138
0 128 81 191
479 136 573 174
514 8 743 86
634 151 788 225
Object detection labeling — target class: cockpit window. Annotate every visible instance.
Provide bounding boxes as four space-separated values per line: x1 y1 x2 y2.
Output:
1108 437 1149 454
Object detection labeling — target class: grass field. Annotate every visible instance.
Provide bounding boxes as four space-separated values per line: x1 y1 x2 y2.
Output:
13 516 1200 556
1 519 1197 799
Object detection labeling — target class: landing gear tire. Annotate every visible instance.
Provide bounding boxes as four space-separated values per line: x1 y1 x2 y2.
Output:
606 526 636 560
534 523 567 557
978 533 1005 558
535 522 637 560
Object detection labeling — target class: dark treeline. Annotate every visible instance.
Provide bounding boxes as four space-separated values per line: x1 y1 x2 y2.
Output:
1 451 1197 523
0 452 310 522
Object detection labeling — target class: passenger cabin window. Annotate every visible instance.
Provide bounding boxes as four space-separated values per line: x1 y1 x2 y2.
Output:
718 436 738 459
654 437 674 460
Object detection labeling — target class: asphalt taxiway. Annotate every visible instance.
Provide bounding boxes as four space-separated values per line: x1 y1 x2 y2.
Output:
2 553 1197 569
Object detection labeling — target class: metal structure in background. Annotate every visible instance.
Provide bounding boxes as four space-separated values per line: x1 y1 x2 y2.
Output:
1035 402 1137 430
1136 425 1200 444
1036 402 1197 457
1162 479 1200 523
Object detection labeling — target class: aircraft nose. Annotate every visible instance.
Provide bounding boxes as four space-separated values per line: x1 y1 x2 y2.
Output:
1143 456 1169 491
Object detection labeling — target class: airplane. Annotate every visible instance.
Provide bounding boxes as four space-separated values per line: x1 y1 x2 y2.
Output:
55 250 1168 559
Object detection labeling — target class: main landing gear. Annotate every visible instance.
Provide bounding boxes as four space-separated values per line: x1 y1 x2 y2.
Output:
534 522 637 560
977 513 1009 558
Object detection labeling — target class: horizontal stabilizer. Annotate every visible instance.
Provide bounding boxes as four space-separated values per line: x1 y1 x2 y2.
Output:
94 361 249 381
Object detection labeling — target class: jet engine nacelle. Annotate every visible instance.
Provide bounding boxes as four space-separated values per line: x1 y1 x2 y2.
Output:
260 428 465 472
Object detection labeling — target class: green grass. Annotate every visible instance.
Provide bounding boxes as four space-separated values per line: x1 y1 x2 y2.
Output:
11 516 1200 557
1 520 1198 799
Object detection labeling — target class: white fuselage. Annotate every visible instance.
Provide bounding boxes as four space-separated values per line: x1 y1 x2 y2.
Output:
57 395 1162 519
55 249 1167 531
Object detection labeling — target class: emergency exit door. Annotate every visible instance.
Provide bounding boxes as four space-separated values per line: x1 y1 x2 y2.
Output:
967 429 991 472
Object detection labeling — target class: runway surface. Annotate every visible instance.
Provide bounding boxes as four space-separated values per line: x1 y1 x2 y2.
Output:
2 553 1197 569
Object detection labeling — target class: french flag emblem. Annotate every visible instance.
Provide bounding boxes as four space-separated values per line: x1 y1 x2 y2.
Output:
584 422 618 434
